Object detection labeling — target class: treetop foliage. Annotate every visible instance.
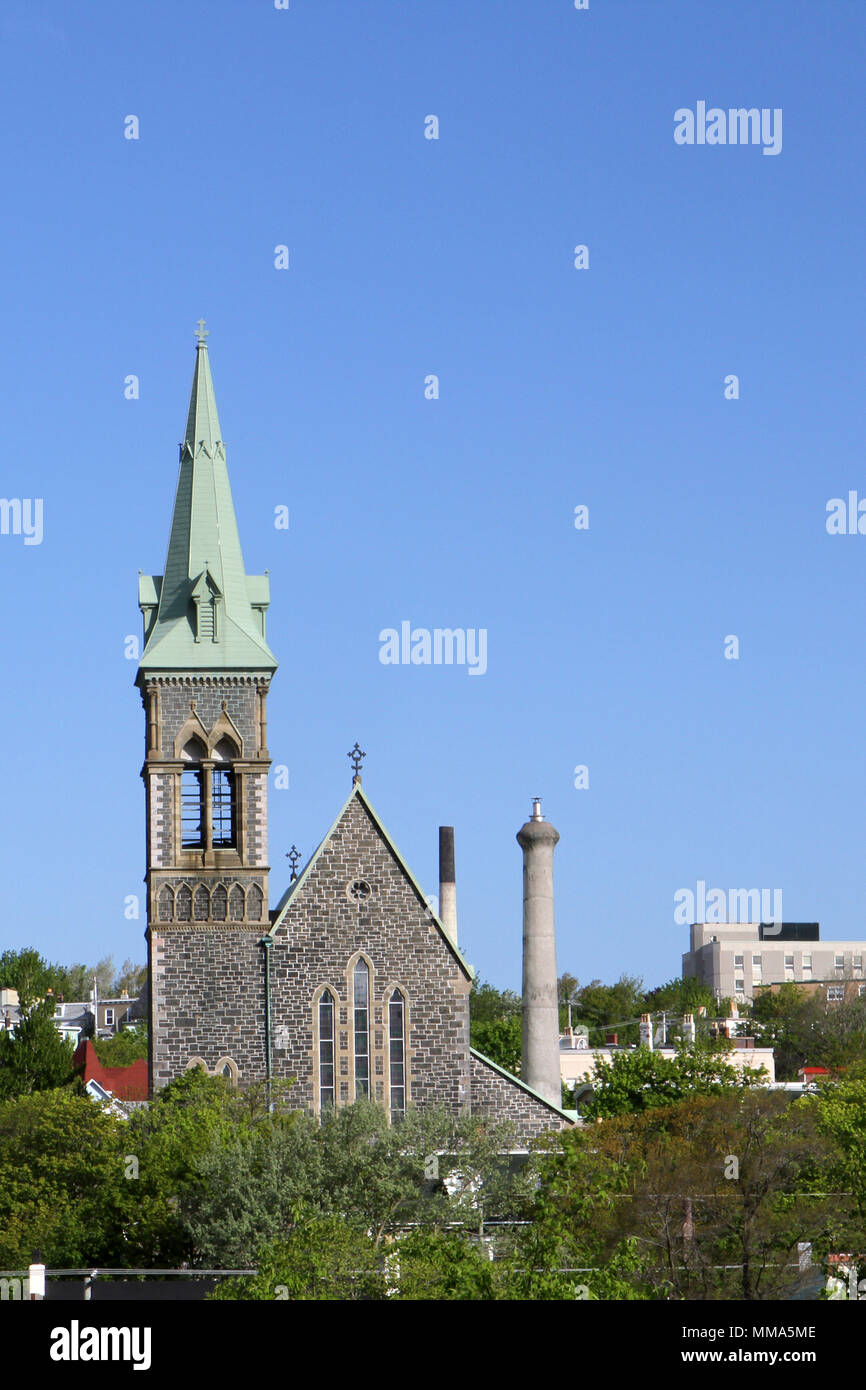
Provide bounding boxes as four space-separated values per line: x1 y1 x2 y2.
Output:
751 982 866 1079
581 1043 767 1120
0 998 76 1102
0 947 146 1006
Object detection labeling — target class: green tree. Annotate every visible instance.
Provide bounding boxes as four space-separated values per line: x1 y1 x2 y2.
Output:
525 1090 843 1301
52 956 119 1002
390 1229 502 1300
122 1067 257 1264
506 1128 650 1300
113 959 146 997
571 974 645 1045
93 1025 148 1066
814 1070 866 1251
0 998 75 1100
0 948 67 1007
469 976 523 1074
211 1219 383 1301
55 963 92 1001
180 1114 320 1267
471 1015 522 1075
90 955 116 997
644 975 717 1018
469 977 521 1025
0 1089 130 1268
183 1099 525 1268
581 1043 767 1120
752 984 866 1079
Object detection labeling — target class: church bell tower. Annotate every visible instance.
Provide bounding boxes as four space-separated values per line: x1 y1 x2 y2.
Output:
136 324 278 1091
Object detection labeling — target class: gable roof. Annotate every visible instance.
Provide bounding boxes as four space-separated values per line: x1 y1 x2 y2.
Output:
267 781 474 980
73 1040 149 1102
470 1047 577 1125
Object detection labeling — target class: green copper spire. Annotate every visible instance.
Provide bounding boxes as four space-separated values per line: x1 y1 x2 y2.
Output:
137 325 277 673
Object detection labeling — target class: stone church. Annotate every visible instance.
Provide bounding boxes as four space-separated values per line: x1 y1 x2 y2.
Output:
136 328 570 1141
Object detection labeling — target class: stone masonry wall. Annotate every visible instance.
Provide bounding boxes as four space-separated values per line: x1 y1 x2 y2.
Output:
156 677 262 755
271 793 472 1115
149 928 266 1089
470 1051 572 1142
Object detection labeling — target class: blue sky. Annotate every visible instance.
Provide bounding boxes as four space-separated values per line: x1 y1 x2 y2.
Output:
1 0 864 994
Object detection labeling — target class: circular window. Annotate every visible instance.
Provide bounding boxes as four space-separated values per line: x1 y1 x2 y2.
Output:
346 879 372 903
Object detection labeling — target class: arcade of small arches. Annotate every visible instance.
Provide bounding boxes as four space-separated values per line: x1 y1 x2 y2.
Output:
157 879 264 923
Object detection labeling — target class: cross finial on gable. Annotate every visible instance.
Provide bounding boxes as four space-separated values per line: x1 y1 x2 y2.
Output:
195 318 209 344
285 845 301 881
348 742 366 784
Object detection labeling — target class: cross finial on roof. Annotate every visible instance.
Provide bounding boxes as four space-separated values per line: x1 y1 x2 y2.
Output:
348 742 366 783
195 318 209 344
285 845 301 881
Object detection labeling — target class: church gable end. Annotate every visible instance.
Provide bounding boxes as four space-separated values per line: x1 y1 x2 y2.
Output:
269 791 472 1117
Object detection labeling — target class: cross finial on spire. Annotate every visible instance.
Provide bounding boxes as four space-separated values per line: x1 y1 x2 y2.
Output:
285 845 301 881
348 742 366 784
195 318 209 344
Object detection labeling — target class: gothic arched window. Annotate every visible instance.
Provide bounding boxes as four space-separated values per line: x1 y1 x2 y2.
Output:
181 738 206 849
318 989 336 1113
211 737 237 849
215 1056 239 1086
389 989 406 1121
353 959 370 1100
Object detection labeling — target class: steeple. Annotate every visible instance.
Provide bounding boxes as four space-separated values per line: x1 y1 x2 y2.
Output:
137 326 277 673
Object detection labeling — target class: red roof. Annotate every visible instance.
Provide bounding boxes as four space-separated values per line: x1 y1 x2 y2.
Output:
73 1040 149 1101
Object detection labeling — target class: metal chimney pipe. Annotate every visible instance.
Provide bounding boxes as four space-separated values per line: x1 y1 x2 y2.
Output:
438 826 458 947
517 797 561 1106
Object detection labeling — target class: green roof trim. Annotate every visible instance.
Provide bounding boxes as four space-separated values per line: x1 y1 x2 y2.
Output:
470 1047 576 1124
137 335 277 674
267 781 475 980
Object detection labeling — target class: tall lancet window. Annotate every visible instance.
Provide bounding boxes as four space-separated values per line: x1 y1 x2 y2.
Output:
353 959 370 1100
389 989 406 1122
319 990 336 1113
211 737 237 849
181 738 206 849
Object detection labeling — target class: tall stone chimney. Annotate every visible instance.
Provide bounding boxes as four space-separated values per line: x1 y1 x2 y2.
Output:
517 797 561 1106
438 826 458 948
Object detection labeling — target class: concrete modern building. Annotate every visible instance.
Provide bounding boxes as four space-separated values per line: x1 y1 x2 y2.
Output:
683 921 866 1003
138 328 572 1142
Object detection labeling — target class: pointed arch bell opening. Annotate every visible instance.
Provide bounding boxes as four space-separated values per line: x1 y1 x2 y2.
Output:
211 736 237 849
181 738 206 850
